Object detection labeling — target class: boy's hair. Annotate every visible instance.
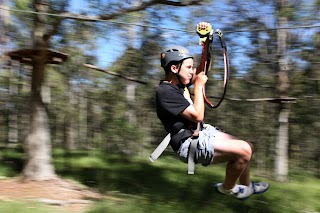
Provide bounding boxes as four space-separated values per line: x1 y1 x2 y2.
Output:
163 61 181 73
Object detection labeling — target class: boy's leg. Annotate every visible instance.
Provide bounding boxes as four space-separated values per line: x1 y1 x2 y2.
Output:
209 131 269 198
239 161 251 186
211 132 253 189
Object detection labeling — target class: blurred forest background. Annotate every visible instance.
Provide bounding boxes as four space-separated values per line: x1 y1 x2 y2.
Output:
0 0 319 212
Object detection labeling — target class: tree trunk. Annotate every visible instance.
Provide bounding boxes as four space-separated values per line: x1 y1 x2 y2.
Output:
64 77 77 150
124 0 140 125
22 0 56 180
78 82 88 148
126 83 137 125
8 64 19 146
0 0 9 47
23 99 55 180
275 104 289 181
255 103 267 176
23 59 55 180
274 0 290 182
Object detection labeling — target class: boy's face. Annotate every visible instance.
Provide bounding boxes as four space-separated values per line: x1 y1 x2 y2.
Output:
174 58 195 85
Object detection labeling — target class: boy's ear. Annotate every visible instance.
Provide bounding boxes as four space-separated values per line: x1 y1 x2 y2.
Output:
171 65 178 74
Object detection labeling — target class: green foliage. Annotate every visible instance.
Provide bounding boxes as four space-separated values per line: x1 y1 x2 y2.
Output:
14 0 32 10
0 147 25 177
52 153 319 213
278 6 296 20
1 150 320 213
0 201 63 213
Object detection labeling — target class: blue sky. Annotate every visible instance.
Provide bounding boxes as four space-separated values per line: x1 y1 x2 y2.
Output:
69 0 88 12
67 0 320 75
67 0 255 74
69 0 133 67
68 1 222 69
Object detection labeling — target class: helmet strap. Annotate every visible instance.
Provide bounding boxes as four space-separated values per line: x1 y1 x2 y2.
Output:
175 61 185 88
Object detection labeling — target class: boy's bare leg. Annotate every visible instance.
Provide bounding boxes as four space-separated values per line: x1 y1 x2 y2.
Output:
239 161 251 186
211 132 253 189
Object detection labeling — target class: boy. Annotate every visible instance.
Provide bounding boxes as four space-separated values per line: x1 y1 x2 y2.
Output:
155 22 269 200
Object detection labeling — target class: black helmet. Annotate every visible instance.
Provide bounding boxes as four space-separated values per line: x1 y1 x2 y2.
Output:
160 46 193 68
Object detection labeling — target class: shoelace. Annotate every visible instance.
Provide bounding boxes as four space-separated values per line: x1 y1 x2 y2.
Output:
233 186 245 195
238 187 245 193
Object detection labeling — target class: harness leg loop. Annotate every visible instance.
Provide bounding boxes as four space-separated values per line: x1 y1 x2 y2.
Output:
188 138 198 174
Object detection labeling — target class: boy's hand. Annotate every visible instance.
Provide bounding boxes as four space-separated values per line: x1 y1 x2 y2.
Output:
194 71 208 88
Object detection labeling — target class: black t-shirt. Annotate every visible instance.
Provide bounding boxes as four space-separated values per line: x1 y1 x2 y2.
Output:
156 81 196 151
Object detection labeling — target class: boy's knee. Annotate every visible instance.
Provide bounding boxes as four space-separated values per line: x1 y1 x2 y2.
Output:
241 141 253 161
246 141 254 153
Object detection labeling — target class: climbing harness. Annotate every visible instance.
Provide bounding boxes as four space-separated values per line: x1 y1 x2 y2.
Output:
149 132 171 163
149 129 199 174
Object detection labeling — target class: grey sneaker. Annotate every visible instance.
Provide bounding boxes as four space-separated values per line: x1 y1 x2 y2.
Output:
215 183 253 200
251 182 269 194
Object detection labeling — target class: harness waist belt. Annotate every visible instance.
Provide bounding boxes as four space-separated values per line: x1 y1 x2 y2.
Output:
149 129 198 175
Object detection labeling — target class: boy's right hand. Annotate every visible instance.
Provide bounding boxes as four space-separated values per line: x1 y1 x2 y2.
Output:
194 71 208 88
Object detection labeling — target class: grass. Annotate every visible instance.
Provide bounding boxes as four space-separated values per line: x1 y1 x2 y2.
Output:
1 148 320 213
0 201 65 213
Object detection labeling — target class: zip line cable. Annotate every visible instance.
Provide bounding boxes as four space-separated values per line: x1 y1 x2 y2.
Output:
0 7 194 33
1 7 320 34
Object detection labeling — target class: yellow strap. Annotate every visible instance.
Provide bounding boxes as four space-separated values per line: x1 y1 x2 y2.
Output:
184 87 201 136
183 87 193 105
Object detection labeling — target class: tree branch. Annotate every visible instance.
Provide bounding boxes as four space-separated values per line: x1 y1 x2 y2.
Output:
243 76 275 89
61 0 202 22
44 1 69 41
224 96 297 103
84 64 148 85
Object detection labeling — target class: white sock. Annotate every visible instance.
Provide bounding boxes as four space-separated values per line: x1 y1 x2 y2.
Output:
249 182 253 188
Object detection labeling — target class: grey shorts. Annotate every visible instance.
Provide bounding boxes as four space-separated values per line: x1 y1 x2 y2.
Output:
177 124 220 166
